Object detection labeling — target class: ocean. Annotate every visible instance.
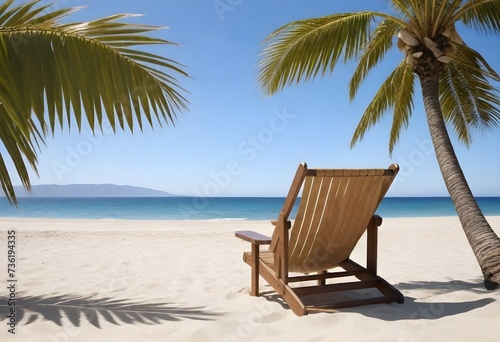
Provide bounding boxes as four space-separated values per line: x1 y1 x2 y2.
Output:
0 197 499 220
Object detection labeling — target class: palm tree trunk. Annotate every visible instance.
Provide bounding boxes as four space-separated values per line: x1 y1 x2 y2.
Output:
419 73 500 290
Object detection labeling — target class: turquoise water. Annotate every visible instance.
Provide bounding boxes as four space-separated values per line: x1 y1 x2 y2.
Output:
0 197 499 220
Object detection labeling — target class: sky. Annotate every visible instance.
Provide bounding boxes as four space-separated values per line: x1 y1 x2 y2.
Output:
4 0 500 197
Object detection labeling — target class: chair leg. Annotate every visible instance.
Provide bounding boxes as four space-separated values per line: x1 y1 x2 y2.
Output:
258 261 308 316
251 244 259 296
366 217 379 275
282 282 308 316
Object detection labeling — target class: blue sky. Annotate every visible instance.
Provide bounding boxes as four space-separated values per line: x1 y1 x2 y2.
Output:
6 0 500 197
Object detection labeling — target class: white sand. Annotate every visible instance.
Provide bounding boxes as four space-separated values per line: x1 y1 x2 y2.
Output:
0 216 499 341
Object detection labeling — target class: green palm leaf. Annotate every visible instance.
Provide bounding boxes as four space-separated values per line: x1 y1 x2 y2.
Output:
440 44 500 144
0 1 189 204
259 12 375 95
349 19 402 100
456 0 500 34
351 62 415 153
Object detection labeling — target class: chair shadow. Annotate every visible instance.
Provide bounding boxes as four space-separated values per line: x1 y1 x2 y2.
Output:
0 293 220 328
259 279 496 320
395 279 486 294
352 279 495 321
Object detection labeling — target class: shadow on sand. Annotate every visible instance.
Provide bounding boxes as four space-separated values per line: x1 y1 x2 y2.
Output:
0 294 219 328
345 279 496 320
259 279 496 319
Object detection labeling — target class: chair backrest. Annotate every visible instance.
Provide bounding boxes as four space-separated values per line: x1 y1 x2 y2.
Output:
280 163 399 273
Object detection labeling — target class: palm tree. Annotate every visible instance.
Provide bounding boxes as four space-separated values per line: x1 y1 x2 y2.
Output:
0 0 188 204
259 0 500 289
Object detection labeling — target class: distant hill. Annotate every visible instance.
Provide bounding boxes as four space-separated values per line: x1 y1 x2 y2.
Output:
7 184 177 198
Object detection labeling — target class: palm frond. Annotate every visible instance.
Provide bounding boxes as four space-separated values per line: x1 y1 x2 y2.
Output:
349 19 402 100
259 12 374 95
0 54 43 204
0 155 15 203
431 0 463 36
351 62 415 154
458 43 499 81
0 25 188 132
393 0 424 28
389 0 417 19
0 1 189 203
389 62 416 153
440 44 500 144
0 109 40 204
440 68 474 145
455 0 500 34
0 0 78 27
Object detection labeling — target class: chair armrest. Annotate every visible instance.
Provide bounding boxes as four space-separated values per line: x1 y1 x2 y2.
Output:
235 230 271 245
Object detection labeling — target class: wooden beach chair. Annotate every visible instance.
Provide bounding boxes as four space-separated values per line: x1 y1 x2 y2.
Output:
235 163 404 316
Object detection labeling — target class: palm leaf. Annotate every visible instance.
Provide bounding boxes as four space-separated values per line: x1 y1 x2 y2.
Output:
351 62 415 154
0 1 189 203
0 155 16 203
392 0 424 30
0 123 39 204
440 44 500 144
349 18 402 100
440 66 477 145
389 63 416 153
455 43 500 81
0 0 78 27
456 0 500 34
259 12 375 95
389 0 417 19
430 0 463 36
0 70 42 204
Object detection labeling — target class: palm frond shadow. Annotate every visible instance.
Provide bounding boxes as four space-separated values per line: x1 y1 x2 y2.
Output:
0 294 219 328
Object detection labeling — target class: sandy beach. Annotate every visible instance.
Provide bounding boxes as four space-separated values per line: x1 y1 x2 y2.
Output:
1 216 499 341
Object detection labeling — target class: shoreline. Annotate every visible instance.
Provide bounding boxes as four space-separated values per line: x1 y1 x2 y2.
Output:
1 215 500 231
0 216 499 341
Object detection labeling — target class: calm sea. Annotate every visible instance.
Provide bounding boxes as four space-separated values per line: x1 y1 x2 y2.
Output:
0 197 499 220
